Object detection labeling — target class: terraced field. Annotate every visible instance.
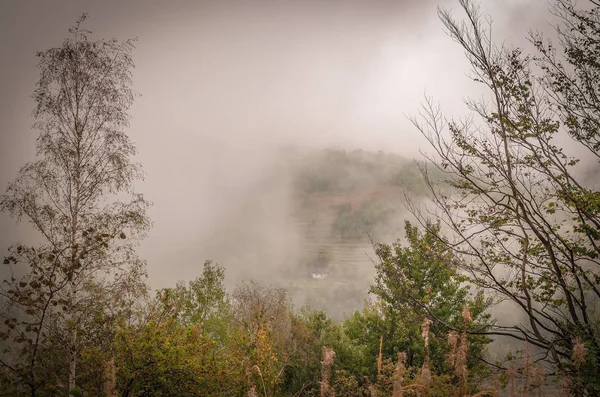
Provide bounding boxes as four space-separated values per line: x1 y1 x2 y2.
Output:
280 185 407 317
292 185 402 262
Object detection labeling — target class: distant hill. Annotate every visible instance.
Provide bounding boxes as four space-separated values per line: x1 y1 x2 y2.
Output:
289 148 428 196
272 148 442 318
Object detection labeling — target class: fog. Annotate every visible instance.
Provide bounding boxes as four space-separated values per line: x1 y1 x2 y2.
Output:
0 0 555 316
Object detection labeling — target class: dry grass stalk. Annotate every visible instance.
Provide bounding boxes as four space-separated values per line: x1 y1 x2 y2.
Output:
560 375 572 397
507 367 518 397
448 331 459 349
421 366 431 390
455 331 468 388
103 357 117 397
462 304 472 324
572 338 585 369
520 342 533 397
247 385 259 397
421 318 432 349
420 318 432 395
455 305 472 396
252 364 262 377
392 352 407 397
251 364 268 397
320 346 336 397
524 342 532 374
447 331 459 369
377 335 383 376
531 365 544 397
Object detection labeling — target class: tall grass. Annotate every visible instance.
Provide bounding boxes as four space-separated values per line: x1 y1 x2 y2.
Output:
320 346 335 397
312 304 582 396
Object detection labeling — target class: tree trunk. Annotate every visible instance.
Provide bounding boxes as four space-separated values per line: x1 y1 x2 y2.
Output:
68 325 77 394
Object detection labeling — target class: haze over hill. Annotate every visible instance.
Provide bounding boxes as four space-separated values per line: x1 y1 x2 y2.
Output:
193 148 442 317
0 0 555 313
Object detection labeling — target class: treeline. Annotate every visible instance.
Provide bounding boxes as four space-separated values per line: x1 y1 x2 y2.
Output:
1 226 495 396
290 149 432 196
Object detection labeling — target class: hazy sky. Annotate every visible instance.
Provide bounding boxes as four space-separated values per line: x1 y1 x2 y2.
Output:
0 0 554 290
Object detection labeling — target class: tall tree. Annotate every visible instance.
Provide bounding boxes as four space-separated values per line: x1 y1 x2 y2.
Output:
0 14 150 395
409 0 600 394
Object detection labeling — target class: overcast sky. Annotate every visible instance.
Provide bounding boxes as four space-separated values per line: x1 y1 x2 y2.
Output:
0 0 554 289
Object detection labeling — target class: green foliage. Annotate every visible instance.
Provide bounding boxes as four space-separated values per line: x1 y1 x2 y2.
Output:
332 201 396 239
112 264 237 396
281 308 349 396
114 319 230 396
11 2 600 396
157 261 230 339
229 282 295 395
332 369 362 397
370 221 492 385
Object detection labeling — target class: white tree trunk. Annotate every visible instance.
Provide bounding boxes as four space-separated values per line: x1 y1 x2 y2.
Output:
68 327 77 393
68 286 77 394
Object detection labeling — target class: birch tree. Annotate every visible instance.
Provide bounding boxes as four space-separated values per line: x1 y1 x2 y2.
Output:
0 15 150 396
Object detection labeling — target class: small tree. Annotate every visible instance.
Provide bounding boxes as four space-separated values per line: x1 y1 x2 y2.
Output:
0 14 150 395
369 221 492 387
231 282 293 396
163 261 231 331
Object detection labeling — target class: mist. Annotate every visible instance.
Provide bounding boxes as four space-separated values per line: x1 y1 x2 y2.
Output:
0 0 557 318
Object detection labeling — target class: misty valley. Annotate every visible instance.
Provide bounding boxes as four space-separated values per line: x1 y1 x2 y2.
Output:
1 0 600 396
202 148 439 318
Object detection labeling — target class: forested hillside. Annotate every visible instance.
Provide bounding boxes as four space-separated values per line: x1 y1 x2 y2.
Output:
278 149 439 317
